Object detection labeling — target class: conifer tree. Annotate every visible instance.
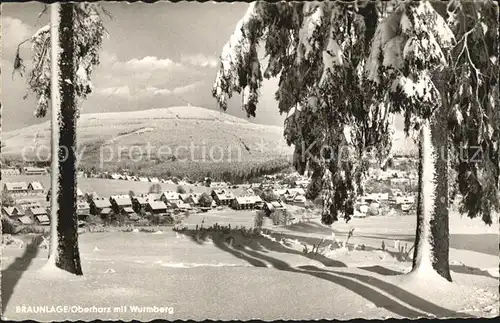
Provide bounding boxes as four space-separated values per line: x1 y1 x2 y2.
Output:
213 0 499 282
14 3 109 275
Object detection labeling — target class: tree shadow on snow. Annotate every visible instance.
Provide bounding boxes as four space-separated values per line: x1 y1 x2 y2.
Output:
1 236 45 314
177 229 473 319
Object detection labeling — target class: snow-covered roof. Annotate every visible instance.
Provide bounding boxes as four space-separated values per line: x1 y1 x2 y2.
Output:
176 202 192 209
93 198 111 208
29 207 48 216
4 182 28 191
134 197 149 205
28 181 44 191
161 191 180 201
100 207 112 215
36 215 50 223
148 201 168 210
235 196 255 205
2 207 16 216
293 195 306 202
112 196 132 206
212 190 235 200
18 215 34 225
77 202 90 209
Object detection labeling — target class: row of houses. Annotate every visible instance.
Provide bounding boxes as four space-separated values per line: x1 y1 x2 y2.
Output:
1 166 47 176
2 201 50 225
3 181 45 195
86 191 208 219
271 188 307 207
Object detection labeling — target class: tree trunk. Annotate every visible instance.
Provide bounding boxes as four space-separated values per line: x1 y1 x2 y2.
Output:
48 2 61 261
48 3 83 275
411 86 451 282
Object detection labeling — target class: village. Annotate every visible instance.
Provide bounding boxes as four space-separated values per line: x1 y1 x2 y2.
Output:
2 155 419 230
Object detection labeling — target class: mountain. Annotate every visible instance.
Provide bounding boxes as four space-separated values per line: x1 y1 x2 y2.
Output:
2 106 417 179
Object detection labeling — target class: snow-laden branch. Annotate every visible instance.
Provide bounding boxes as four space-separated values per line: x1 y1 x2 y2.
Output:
212 2 267 116
13 4 108 118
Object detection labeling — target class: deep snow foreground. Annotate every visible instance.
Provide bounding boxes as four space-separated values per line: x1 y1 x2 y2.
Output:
2 213 498 321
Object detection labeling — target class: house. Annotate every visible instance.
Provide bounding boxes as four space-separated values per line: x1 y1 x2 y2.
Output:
284 194 295 204
121 207 136 217
141 193 162 201
3 182 29 195
149 177 160 183
138 177 149 182
160 191 182 205
17 202 41 214
231 196 255 210
145 201 169 215
99 207 114 218
293 194 307 207
26 206 50 225
249 195 264 208
2 206 23 218
17 215 34 225
173 202 192 211
180 193 200 206
132 196 149 213
76 201 90 218
109 195 133 212
23 166 47 175
28 181 44 194
211 190 235 206
401 203 413 213
395 196 415 205
85 191 99 202
90 197 112 216
263 201 286 216
1 168 20 176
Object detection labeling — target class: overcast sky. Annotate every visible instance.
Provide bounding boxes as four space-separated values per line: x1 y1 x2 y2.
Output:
2 2 404 132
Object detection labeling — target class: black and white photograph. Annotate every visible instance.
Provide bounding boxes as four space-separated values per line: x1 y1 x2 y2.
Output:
1 0 499 321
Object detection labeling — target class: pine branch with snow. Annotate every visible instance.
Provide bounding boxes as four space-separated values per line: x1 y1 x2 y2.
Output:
13 4 108 118
213 1 393 225
445 0 499 224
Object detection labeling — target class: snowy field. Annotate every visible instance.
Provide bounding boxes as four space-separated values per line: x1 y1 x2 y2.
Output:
2 211 498 321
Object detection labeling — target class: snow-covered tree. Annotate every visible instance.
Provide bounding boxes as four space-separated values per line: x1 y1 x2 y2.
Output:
213 1 393 225
13 3 108 275
213 0 499 282
367 0 498 281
